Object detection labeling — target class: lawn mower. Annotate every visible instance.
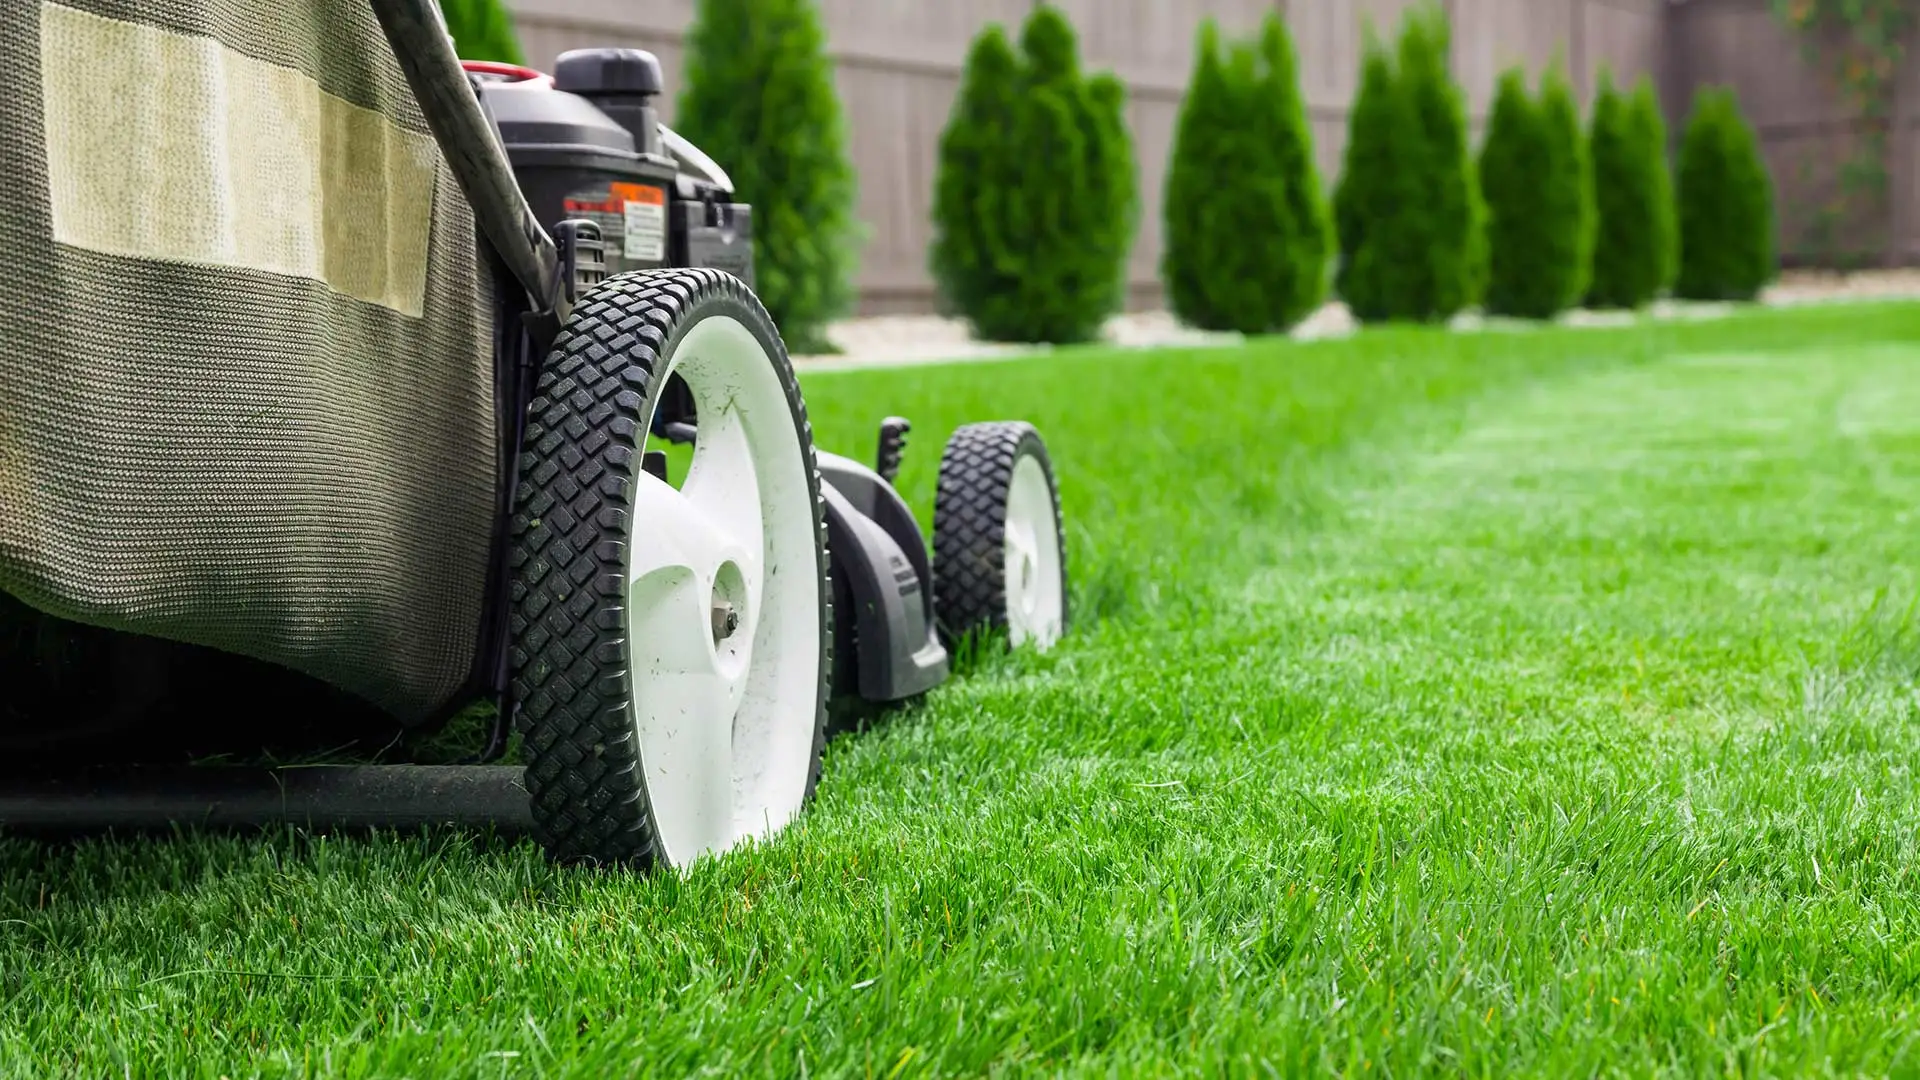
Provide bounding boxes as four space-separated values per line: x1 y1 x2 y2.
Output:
0 0 1067 868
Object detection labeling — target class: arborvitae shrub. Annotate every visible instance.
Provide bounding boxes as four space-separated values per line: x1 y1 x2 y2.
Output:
1162 14 1328 333
1333 32 1423 322
1254 11 1332 329
1478 68 1551 317
1335 6 1479 323
1587 71 1673 309
441 0 524 65
931 27 1022 326
1630 78 1679 293
929 6 1136 344
1464 157 1491 308
1586 72 1635 306
1086 72 1140 317
1675 86 1775 301
676 0 858 351
1481 64 1592 319
1395 4 1479 321
1540 64 1596 306
1163 24 1267 332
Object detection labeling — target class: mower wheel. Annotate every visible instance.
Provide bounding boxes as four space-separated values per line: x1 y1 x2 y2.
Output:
932 422 1067 652
510 269 830 868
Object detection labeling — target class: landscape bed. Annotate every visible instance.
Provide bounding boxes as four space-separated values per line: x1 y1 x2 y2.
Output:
5 301 1920 1076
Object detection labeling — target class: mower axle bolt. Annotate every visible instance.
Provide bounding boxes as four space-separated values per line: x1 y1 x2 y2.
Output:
711 602 740 642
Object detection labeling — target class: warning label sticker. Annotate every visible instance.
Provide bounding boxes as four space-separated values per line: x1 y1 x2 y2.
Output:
561 182 668 269
621 184 667 263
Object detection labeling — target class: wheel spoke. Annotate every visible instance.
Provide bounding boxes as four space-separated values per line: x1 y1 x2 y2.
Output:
678 403 767 642
629 470 749 593
1005 519 1037 572
626 663 736 864
627 469 754 864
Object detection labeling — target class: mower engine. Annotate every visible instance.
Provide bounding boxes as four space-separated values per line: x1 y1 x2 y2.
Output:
467 52 754 287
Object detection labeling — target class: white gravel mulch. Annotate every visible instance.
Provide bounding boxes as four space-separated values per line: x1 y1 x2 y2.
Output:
791 269 1920 372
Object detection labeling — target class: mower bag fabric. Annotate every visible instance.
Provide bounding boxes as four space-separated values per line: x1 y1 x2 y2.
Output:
0 0 498 722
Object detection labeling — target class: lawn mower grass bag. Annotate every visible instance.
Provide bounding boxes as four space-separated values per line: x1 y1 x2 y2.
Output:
0 0 498 733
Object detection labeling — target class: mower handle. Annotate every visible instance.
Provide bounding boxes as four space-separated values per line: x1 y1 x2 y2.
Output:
368 0 566 330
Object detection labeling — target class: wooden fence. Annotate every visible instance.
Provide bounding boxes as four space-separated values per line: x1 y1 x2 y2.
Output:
505 0 1900 312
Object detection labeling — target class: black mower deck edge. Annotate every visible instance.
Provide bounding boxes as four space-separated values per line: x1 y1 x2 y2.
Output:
0 765 532 837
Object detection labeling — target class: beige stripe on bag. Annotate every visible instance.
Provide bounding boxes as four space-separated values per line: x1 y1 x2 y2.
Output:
38 1 438 317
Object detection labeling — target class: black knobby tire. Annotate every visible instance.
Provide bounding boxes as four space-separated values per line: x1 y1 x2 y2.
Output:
931 421 1068 648
508 268 830 866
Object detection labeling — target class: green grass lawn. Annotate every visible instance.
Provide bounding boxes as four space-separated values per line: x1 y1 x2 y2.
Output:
7 303 1920 1076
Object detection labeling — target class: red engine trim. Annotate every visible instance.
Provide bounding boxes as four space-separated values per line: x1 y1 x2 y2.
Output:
459 60 554 88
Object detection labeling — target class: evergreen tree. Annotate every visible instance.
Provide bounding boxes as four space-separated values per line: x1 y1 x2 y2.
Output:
1630 78 1679 293
1163 23 1268 331
676 0 859 350
1481 63 1592 320
1587 71 1673 309
1333 31 1422 322
1086 72 1141 317
1464 156 1491 307
1479 67 1553 317
930 27 1023 325
1162 15 1328 333
1675 86 1775 301
1395 4 1479 321
929 5 1136 343
1585 72 1634 306
1539 62 1596 308
1335 6 1478 323
1254 10 1332 328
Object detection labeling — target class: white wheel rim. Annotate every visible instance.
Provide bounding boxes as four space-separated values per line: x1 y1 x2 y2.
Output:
625 314 821 869
1002 453 1064 651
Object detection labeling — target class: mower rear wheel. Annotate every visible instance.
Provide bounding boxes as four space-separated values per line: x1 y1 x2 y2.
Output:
932 422 1067 652
510 269 830 868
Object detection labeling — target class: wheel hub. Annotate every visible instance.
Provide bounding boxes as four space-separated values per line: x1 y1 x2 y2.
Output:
709 558 748 647
1010 536 1039 619
711 602 740 642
